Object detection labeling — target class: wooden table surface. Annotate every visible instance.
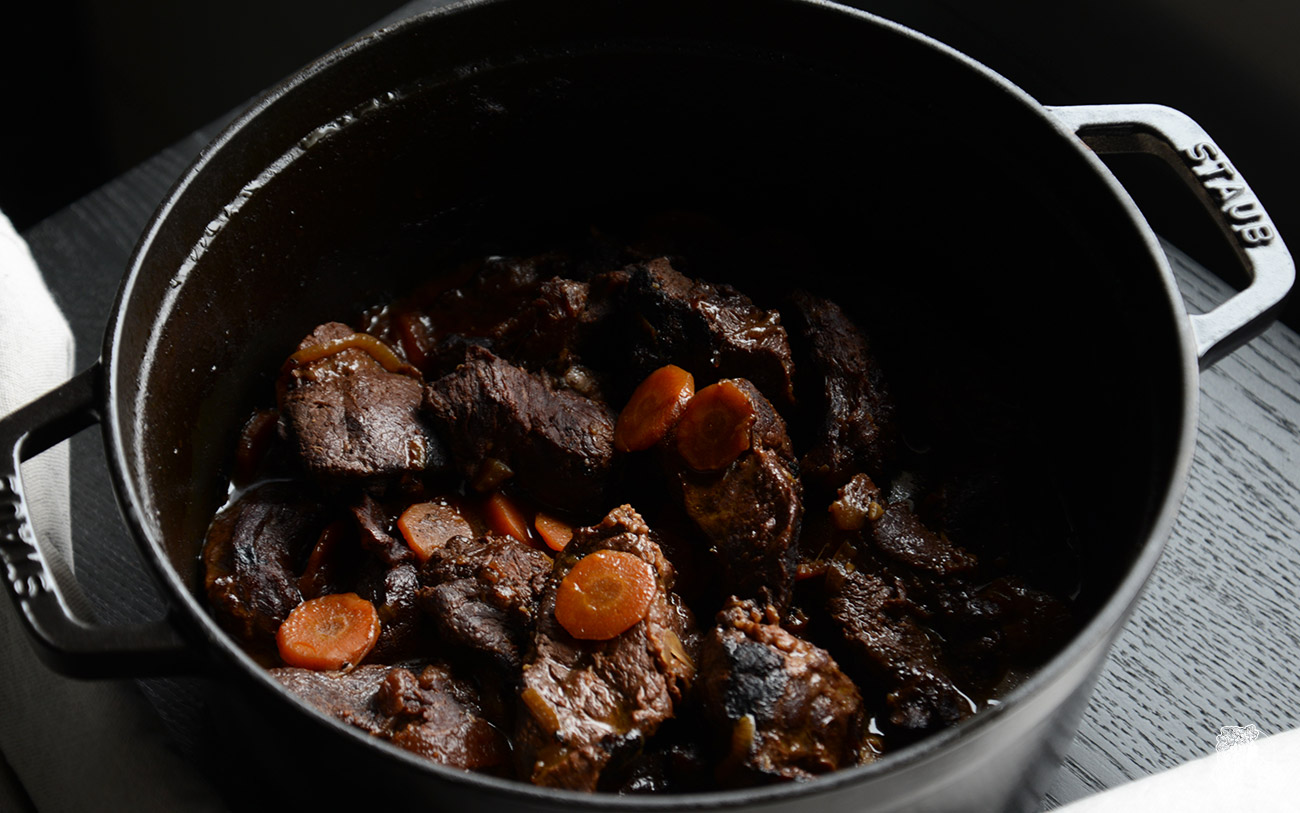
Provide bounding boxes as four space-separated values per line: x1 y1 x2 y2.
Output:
16 1 1300 808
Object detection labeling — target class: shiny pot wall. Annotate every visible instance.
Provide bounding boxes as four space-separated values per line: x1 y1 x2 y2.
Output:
1 0 1291 810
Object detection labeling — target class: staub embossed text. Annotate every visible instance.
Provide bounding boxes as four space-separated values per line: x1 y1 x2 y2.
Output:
1184 142 1276 248
0 474 51 599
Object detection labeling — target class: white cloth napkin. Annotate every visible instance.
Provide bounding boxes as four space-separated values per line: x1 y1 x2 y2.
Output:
0 210 222 811
1054 726 1300 811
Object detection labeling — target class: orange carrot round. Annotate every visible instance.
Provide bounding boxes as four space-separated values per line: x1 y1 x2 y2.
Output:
276 593 380 671
485 491 536 547
674 379 756 471
555 550 656 640
398 501 474 562
534 511 574 552
614 365 695 452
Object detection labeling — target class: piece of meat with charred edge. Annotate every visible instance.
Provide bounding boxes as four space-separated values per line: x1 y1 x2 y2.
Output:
620 258 796 407
675 379 802 611
422 346 617 513
418 534 554 671
202 482 324 652
699 598 871 785
825 563 973 732
516 505 697 791
272 661 510 774
280 322 443 481
788 291 898 490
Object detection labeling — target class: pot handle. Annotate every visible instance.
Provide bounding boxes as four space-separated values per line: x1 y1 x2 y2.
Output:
1046 104 1295 369
0 364 196 677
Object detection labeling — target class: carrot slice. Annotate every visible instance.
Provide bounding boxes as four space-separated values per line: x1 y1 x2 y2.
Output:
674 379 756 471
554 550 656 640
534 511 574 551
614 364 695 452
485 491 536 547
276 593 380 671
398 501 474 562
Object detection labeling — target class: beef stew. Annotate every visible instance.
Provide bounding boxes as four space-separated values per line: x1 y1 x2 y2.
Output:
200 228 1075 792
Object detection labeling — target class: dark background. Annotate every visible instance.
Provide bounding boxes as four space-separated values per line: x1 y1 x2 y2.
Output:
3 0 1297 326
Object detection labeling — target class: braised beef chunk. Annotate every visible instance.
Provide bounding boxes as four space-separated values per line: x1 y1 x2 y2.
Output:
418 534 554 671
788 291 897 489
357 562 425 663
428 255 550 344
281 322 441 481
202 483 323 650
612 732 710 794
825 564 972 732
516 506 696 791
422 347 617 512
676 380 802 610
494 275 630 402
699 598 869 784
420 333 498 381
620 258 796 406
374 663 512 772
272 660 391 722
272 662 510 773
505 279 590 366
945 577 1074 683
343 494 426 661
681 451 801 611
387 253 564 379
352 493 416 568
872 502 978 578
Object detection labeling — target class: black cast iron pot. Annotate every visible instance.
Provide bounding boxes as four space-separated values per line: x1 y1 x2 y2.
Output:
1 0 1293 809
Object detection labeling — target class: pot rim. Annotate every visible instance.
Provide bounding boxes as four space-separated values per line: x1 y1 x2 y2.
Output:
102 0 1200 805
